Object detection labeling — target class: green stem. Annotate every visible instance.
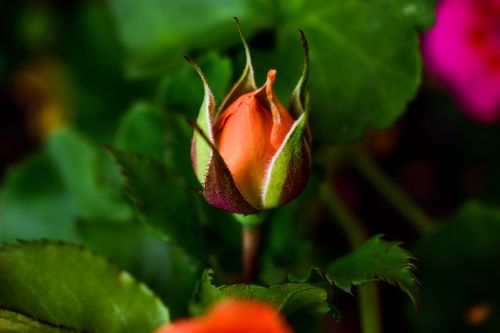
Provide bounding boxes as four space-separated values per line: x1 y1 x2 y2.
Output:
234 213 267 283
358 282 382 333
352 150 434 234
319 183 382 333
319 183 367 248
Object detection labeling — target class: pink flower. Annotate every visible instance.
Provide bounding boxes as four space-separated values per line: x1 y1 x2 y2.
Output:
423 0 500 123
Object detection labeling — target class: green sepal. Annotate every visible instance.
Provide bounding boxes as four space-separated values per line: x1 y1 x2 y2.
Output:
232 212 267 227
217 18 257 114
262 112 310 209
289 30 310 119
186 56 216 185
190 120 258 214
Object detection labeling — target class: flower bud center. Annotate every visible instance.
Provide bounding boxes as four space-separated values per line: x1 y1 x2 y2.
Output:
214 70 294 207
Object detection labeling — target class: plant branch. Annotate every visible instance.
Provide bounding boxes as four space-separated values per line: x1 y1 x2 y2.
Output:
351 149 434 234
242 226 262 283
319 182 367 248
319 182 382 333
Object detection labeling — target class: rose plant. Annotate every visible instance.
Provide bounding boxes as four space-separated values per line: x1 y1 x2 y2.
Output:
0 4 442 333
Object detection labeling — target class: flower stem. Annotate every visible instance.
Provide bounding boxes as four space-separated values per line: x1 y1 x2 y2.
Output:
358 282 382 333
242 226 262 283
319 182 367 248
319 183 382 333
351 150 434 234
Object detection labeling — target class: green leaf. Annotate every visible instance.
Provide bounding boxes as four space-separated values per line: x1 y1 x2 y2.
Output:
106 147 206 261
76 221 199 318
192 270 332 318
158 52 232 117
107 0 268 77
114 102 167 162
410 202 500 332
195 200 243 272
60 2 137 142
0 309 72 333
260 201 316 286
395 0 437 29
47 128 132 220
163 112 198 181
326 235 419 308
0 241 169 333
114 100 197 182
0 152 76 243
258 0 436 143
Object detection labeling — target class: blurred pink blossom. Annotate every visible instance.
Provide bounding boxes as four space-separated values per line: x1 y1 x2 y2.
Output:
423 0 500 123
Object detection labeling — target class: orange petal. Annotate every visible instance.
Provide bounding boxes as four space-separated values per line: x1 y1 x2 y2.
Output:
214 91 273 207
214 70 294 207
154 299 293 333
257 70 294 151
204 299 293 333
155 321 204 333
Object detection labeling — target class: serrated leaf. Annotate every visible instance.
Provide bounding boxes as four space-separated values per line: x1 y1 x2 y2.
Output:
191 270 333 318
0 241 169 333
220 283 331 317
326 235 419 308
106 147 206 261
0 309 72 333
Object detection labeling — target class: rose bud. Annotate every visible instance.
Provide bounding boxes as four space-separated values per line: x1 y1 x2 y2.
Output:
188 20 311 215
154 298 293 333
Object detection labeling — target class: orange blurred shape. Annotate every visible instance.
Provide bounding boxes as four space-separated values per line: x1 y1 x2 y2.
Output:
155 299 293 333
11 58 67 140
464 302 491 326
363 125 399 157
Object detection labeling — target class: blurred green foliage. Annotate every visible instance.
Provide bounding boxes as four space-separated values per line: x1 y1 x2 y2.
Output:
1 0 500 332
411 202 500 332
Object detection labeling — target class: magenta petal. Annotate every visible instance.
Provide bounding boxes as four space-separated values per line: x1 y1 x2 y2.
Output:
423 0 500 123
